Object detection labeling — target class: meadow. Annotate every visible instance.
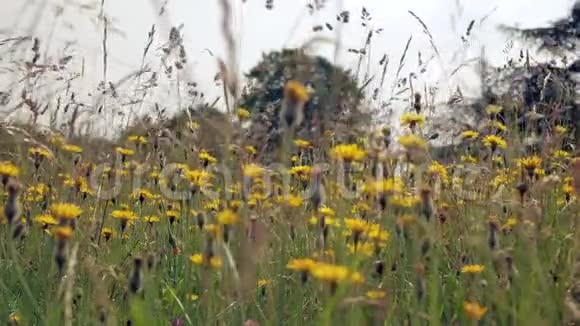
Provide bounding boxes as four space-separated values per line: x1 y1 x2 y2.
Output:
1 2 580 326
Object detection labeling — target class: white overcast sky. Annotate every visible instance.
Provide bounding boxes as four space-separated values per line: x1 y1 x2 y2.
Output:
0 0 575 116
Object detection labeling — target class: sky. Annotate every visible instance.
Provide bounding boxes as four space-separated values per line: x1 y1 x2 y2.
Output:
0 0 575 132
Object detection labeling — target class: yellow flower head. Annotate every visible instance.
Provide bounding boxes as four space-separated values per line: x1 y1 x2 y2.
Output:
199 150 218 165
28 147 54 160
217 209 239 225
143 215 160 224
330 144 366 162
0 161 20 178
111 209 138 221
366 290 386 300
50 203 83 220
294 139 312 149
34 214 58 227
485 104 502 115
127 135 147 144
311 263 364 284
243 163 265 178
236 108 251 119
284 80 310 103
101 227 114 239
461 130 480 140
289 165 312 181
427 161 449 184
518 155 542 170
61 144 83 153
400 112 425 127
555 125 568 135
461 264 485 274
482 135 507 149
287 258 317 272
185 169 213 187
190 253 222 269
116 147 135 156
363 178 403 195
344 218 369 234
398 135 427 150
53 226 74 240
463 301 487 321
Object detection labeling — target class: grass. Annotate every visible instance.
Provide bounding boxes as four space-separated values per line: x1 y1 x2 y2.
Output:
1 2 579 325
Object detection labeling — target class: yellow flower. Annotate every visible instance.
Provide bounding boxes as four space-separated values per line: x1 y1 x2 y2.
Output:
489 120 507 132
553 150 571 160
461 155 478 164
461 130 480 140
0 161 20 178
427 161 449 184
482 135 507 149
311 263 364 284
184 169 213 187
347 242 375 257
199 150 218 165
257 279 269 287
61 144 83 153
287 258 317 272
243 163 265 178
518 155 542 171
53 226 74 240
143 215 160 224
485 104 502 115
236 108 251 119
344 218 369 234
319 206 336 217
289 165 312 181
245 146 257 156
555 125 568 135
190 253 222 268
28 147 54 160
398 135 426 150
502 217 518 230
127 135 147 144
50 203 83 220
34 214 58 227
367 224 390 242
461 264 485 274
330 144 366 162
366 290 386 300
282 194 303 208
390 195 421 208
463 301 487 321
217 209 239 225
363 178 403 195
111 209 138 221
188 293 199 301
400 112 425 127
116 147 135 156
101 227 114 240
294 139 312 149
284 80 310 103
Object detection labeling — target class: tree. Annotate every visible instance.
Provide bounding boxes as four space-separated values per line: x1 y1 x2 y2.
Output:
238 49 370 159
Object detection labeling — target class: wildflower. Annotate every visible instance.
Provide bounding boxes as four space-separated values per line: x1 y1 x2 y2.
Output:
53 226 74 240
188 294 199 301
245 146 257 156
217 209 239 225
366 290 386 300
287 258 316 273
236 107 251 120
289 165 312 181
400 112 425 128
485 104 502 115
427 161 449 184
184 169 213 188
257 279 269 288
344 218 369 235
461 130 480 140
243 163 265 178
50 203 82 220
101 227 114 241
294 139 312 149
131 188 158 203
489 120 507 132
482 135 507 150
61 144 83 153
518 155 542 172
34 214 58 228
463 301 487 321
167 210 180 224
502 217 518 231
398 134 427 150
143 215 160 224
330 144 366 162
390 195 421 208
461 155 478 164
281 80 309 128
461 265 485 274
319 206 335 217
199 150 218 166
190 253 222 269
554 125 568 135
116 147 135 156
128 135 147 144
0 161 19 185
29 146 54 162
282 194 303 208
363 178 403 196
111 209 138 231
310 263 364 286
347 242 375 257
553 150 571 160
